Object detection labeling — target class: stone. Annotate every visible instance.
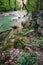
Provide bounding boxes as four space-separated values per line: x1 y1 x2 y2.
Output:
1 49 23 65
37 11 43 27
4 61 9 65
38 27 43 36
37 18 43 27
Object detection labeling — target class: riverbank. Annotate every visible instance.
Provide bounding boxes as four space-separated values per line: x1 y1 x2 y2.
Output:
0 10 27 17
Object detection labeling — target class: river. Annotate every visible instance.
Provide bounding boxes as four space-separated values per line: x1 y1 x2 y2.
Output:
0 11 32 32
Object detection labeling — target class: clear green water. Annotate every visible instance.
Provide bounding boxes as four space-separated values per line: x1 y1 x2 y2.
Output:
0 15 15 32
0 15 16 42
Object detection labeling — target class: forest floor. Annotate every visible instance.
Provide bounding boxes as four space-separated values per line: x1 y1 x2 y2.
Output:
25 31 43 65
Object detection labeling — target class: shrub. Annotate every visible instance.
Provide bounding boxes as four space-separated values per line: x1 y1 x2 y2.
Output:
0 0 21 12
0 0 10 12
3 43 12 51
10 0 14 11
14 42 23 49
14 36 24 49
26 0 43 11
14 36 32 49
26 0 38 11
15 0 21 10
18 52 40 65
38 38 43 49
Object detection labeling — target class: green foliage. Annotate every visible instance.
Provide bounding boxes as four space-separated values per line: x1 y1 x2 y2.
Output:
26 0 37 11
38 38 43 49
0 0 43 12
24 21 38 32
26 0 43 11
14 42 23 49
29 22 38 30
40 1 43 10
0 0 21 12
14 32 24 36
14 35 32 49
0 61 3 65
18 52 40 65
15 0 21 10
0 0 10 12
3 43 12 50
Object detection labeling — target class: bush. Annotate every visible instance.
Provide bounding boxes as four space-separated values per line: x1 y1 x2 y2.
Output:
26 0 43 11
16 1 21 10
0 0 10 12
26 0 38 11
3 43 13 51
26 21 38 30
14 37 24 49
38 38 43 49
14 36 32 49
0 0 21 12
18 52 40 65
10 0 14 11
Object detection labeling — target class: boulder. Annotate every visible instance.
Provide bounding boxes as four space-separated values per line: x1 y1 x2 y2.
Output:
37 18 43 27
38 27 43 36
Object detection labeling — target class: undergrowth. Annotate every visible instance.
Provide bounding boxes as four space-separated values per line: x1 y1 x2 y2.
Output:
18 52 40 65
